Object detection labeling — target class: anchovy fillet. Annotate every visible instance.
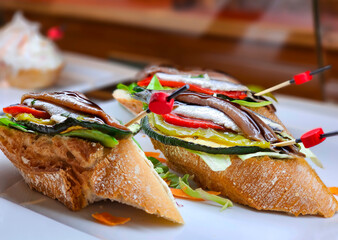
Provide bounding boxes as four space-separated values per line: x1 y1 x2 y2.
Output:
156 73 248 92
172 104 241 133
23 99 104 124
246 109 284 132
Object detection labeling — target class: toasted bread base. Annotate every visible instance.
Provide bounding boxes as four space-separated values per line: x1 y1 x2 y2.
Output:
0 126 183 224
152 139 338 217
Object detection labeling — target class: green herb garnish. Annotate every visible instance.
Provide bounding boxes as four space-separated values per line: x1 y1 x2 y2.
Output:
148 155 233 210
147 156 189 189
191 74 205 78
231 99 272 107
117 82 138 94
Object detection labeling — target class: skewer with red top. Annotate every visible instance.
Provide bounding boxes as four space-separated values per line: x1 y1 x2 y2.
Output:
255 65 331 96
124 85 189 127
273 128 338 148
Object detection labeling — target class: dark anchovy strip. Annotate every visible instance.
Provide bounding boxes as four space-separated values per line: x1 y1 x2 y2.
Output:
176 92 278 142
240 108 278 143
172 104 241 132
245 109 284 132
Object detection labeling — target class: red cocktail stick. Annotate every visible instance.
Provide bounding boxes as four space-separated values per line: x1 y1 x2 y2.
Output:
124 85 189 127
255 65 331 96
273 128 338 148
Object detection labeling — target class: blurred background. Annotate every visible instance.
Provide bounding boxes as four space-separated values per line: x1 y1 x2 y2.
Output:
0 0 337 103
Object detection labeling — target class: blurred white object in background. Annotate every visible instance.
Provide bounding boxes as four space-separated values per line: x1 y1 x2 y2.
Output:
0 12 64 89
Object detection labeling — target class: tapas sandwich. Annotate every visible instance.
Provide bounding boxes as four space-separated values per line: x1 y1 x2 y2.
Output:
0 91 183 223
113 65 338 217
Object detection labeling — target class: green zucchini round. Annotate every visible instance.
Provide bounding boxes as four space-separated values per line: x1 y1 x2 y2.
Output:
141 116 270 155
14 117 138 140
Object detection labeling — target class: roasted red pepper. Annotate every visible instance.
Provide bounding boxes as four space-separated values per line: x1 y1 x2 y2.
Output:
162 113 225 130
137 76 247 99
3 104 50 119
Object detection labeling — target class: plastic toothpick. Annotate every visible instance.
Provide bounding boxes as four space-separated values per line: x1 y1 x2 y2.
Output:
255 65 331 96
273 128 338 148
124 85 189 127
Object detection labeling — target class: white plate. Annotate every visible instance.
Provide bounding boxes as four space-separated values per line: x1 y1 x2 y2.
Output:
0 98 338 240
0 52 138 109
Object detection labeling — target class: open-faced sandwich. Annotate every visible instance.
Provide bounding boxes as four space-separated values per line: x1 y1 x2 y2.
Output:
0 91 183 224
113 65 338 217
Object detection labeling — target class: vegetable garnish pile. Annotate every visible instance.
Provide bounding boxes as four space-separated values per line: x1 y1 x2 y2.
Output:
146 152 233 210
0 91 139 148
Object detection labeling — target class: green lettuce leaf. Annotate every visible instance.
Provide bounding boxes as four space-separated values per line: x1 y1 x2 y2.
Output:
187 149 231 171
179 178 233 211
238 151 292 160
299 143 323 168
231 99 272 108
117 82 138 94
247 85 278 102
146 74 164 90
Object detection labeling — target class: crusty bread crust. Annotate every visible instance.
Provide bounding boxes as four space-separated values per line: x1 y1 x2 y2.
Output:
152 139 338 217
0 126 183 223
114 89 338 217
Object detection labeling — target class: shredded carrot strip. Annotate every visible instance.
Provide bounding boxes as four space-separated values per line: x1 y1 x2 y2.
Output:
329 187 338 195
157 157 167 163
145 152 167 163
92 212 130 226
170 188 221 201
145 152 161 158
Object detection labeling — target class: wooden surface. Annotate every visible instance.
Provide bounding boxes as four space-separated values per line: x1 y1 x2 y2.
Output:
0 0 316 47
0 1 337 102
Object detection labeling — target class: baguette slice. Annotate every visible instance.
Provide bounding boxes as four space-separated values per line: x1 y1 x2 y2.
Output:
0 126 183 224
113 89 144 115
113 89 338 217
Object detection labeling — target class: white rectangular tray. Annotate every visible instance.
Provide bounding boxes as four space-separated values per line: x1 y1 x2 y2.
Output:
0 96 338 240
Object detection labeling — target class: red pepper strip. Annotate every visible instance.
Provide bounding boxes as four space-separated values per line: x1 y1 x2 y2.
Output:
137 77 247 99
3 104 50 119
162 113 225 130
